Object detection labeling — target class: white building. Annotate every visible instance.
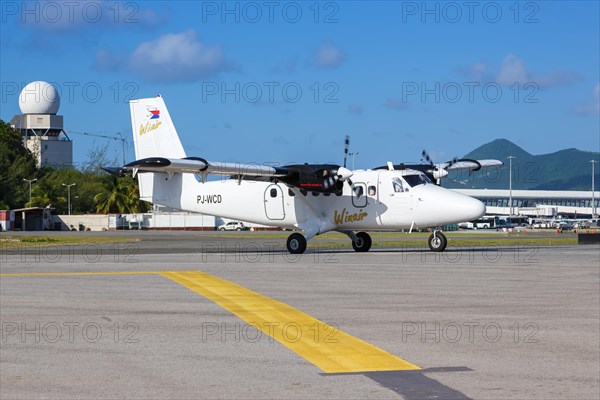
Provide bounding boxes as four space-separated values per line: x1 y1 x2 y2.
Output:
9 81 72 168
454 189 599 218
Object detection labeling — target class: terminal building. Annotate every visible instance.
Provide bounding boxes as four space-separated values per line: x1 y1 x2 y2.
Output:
9 81 72 168
454 189 599 218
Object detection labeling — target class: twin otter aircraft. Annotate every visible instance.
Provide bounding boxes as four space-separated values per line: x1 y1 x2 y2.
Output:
109 96 502 254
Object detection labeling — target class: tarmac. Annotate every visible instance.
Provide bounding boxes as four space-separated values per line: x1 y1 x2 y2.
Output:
1 232 599 399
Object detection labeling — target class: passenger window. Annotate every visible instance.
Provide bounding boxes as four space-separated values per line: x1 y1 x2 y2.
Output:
354 186 364 198
270 188 278 198
352 183 367 208
368 186 377 196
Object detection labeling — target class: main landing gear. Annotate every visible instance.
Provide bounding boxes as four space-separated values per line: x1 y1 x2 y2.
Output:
286 233 307 254
285 231 373 254
351 232 372 252
427 230 448 252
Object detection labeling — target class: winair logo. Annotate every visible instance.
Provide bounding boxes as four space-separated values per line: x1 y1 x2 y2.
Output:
333 208 368 224
139 107 162 136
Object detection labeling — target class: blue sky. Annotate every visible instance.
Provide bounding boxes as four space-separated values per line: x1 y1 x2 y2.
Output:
1 1 599 168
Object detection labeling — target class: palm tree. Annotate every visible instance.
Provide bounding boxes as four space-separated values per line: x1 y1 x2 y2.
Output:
27 182 66 212
94 176 129 213
95 176 148 214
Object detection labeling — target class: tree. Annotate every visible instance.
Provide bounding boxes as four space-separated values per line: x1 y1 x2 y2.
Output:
0 120 38 208
94 175 149 214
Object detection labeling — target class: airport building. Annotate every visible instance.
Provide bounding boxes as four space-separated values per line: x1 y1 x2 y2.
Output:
9 81 72 168
454 189 599 218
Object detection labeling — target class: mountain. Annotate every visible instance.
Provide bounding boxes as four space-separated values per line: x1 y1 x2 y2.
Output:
444 139 600 191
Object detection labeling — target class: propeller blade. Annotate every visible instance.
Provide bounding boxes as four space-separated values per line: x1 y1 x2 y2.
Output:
343 135 350 168
445 157 459 169
421 149 434 166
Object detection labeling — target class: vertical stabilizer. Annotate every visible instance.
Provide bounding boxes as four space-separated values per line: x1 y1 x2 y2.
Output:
129 96 186 202
130 96 186 159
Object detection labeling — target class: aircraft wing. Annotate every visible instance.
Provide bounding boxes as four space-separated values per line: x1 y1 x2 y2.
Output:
118 157 290 178
374 158 504 184
104 157 354 193
435 159 504 172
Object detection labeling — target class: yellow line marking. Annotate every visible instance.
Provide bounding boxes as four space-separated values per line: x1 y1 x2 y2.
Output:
0 271 164 277
1 270 420 373
161 271 420 373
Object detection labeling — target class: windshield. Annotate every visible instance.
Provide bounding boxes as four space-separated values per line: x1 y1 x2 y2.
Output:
403 173 430 187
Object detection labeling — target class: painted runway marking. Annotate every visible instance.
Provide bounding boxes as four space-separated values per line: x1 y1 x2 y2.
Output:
161 271 420 373
0 270 420 373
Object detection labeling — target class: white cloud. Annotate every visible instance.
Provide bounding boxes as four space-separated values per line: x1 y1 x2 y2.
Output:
572 82 600 117
271 58 297 74
496 54 529 84
348 104 363 114
464 54 580 88
94 48 121 71
385 98 409 111
129 30 234 83
314 42 344 69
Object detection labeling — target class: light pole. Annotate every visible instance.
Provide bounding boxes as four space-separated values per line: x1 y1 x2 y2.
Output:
23 178 37 204
62 183 76 215
507 156 515 217
349 152 359 170
592 160 597 218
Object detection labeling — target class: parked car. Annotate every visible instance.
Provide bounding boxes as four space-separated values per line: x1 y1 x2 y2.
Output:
554 221 573 231
217 221 248 231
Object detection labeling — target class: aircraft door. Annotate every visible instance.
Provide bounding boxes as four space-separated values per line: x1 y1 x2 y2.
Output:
378 174 412 222
264 184 286 220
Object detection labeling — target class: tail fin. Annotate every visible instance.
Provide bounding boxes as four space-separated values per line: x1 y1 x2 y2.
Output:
129 96 186 203
130 96 186 160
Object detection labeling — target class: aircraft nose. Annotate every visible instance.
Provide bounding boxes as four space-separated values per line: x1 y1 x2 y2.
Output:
459 195 486 221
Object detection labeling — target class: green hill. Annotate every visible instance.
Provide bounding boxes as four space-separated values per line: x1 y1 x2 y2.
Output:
444 139 599 191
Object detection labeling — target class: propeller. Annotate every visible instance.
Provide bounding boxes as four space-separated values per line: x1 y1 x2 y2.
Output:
421 149 459 184
323 166 353 190
324 136 354 191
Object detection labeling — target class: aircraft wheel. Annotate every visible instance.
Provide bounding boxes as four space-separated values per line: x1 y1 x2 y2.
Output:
352 232 372 252
286 233 307 254
428 232 447 252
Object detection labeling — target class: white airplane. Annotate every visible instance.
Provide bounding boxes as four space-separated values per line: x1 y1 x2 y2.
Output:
107 96 503 254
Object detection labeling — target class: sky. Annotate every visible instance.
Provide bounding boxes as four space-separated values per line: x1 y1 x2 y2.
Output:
1 0 599 169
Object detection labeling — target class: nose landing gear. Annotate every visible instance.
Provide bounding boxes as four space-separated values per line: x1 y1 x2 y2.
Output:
428 230 447 252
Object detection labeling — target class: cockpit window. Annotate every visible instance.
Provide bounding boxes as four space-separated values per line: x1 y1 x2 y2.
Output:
403 174 430 187
392 177 405 193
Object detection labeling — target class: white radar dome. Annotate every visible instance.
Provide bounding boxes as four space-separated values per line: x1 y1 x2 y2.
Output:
19 81 60 115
